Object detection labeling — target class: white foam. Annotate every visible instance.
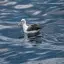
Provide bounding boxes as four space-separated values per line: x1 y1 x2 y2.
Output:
0 48 8 52
4 53 18 59
3 1 17 6
14 4 33 9
42 13 48 16
26 10 41 16
32 11 41 15
1 13 11 15
0 25 15 30
0 0 8 4
1 51 14 56
36 51 50 55
24 51 34 54
28 57 40 61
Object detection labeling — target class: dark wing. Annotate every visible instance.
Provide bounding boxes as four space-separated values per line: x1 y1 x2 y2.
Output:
27 24 40 31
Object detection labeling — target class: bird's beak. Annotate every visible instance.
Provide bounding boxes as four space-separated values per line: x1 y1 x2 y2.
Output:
18 22 22 27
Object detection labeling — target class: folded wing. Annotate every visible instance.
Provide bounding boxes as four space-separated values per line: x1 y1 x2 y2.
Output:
27 24 40 31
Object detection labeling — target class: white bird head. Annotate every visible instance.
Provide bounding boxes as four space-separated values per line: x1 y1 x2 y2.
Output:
18 19 26 26
21 19 26 24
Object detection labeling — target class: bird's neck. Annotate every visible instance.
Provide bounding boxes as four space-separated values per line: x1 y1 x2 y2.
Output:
23 23 27 27
22 23 28 32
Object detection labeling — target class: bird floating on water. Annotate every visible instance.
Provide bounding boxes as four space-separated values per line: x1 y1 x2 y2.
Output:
18 19 41 34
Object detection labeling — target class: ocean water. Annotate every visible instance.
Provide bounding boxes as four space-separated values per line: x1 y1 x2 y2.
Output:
0 0 64 64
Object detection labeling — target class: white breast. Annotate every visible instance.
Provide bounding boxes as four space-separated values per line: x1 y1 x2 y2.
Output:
23 24 28 33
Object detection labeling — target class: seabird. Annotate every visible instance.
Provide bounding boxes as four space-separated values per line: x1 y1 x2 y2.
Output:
18 19 40 34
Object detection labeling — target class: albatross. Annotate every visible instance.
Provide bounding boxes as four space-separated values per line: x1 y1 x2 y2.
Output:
18 19 41 34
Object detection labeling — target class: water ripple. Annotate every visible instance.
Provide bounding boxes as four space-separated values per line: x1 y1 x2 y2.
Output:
14 4 33 9
0 0 64 64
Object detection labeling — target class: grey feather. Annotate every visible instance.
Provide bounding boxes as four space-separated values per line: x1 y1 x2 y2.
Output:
27 24 40 31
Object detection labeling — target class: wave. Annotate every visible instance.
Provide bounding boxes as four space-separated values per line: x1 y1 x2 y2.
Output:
22 58 64 64
3 1 17 6
14 4 33 9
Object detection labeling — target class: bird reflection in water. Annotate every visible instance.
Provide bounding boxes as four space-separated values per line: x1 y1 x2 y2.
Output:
23 31 42 46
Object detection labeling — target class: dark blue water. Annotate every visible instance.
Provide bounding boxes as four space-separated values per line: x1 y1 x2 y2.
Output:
0 0 64 64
